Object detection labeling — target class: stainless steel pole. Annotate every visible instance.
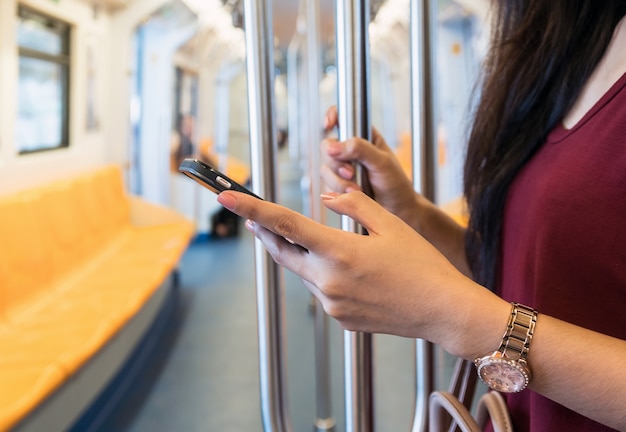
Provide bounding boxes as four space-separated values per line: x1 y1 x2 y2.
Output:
242 1 292 431
409 0 437 431
336 1 374 431
214 70 231 173
314 300 335 432
305 0 322 224
304 1 335 431
287 29 301 163
410 0 437 200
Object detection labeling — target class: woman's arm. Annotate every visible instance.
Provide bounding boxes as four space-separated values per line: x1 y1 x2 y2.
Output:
526 315 626 430
218 190 626 431
433 277 626 430
414 195 471 277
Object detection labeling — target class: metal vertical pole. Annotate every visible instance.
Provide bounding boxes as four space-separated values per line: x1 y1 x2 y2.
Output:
336 1 374 432
304 1 336 431
242 1 292 431
214 71 230 173
409 0 437 431
305 0 322 225
287 31 302 163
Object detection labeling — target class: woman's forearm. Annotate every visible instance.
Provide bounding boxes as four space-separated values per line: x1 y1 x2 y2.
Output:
221 189 626 430
411 194 472 277
444 283 626 431
528 315 626 430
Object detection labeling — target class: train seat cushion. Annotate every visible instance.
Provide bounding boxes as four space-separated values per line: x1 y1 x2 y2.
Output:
0 165 194 431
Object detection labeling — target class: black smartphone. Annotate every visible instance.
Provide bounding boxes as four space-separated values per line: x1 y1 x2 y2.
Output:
180 158 308 251
178 158 262 200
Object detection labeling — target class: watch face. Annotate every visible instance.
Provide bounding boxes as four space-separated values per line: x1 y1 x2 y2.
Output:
477 357 529 393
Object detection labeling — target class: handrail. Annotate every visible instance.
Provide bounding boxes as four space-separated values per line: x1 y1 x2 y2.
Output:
335 1 375 431
409 0 438 431
303 0 336 430
286 30 302 164
242 1 293 431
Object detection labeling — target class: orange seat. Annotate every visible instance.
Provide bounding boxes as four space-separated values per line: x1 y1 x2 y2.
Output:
0 194 54 324
0 165 194 430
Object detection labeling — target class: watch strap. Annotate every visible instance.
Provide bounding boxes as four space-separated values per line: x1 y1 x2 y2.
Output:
497 302 538 363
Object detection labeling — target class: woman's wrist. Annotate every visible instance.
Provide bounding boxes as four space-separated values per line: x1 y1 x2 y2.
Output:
439 281 512 360
408 195 471 275
413 194 439 234
397 191 425 233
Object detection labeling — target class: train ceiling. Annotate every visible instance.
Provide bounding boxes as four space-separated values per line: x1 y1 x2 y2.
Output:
183 0 488 50
93 0 489 57
220 0 388 50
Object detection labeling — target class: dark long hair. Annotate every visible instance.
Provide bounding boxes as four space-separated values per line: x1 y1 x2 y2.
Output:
463 1 626 290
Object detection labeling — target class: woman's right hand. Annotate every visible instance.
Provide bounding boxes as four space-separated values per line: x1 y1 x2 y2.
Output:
321 106 422 232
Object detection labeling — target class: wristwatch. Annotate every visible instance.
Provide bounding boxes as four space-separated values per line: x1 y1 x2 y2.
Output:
474 302 538 393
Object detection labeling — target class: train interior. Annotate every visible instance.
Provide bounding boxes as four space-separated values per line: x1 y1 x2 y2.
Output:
0 0 490 430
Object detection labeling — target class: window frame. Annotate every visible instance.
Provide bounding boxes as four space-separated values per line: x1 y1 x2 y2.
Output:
16 5 71 155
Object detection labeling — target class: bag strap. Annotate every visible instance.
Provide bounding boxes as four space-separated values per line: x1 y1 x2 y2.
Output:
429 390 515 432
429 391 481 432
444 358 479 431
449 358 479 409
475 391 514 432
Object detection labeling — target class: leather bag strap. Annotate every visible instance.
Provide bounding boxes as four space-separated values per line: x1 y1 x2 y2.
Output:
475 391 514 432
429 391 480 432
428 390 514 432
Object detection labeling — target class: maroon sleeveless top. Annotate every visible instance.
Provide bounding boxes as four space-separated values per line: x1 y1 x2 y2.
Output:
497 71 626 431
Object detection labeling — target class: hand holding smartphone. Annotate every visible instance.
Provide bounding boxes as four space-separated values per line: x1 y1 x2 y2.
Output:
178 158 261 200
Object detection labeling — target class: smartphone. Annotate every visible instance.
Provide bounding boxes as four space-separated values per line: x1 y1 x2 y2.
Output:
180 158 308 251
179 158 262 200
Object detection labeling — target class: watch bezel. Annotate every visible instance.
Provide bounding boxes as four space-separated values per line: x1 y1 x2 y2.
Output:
475 353 531 393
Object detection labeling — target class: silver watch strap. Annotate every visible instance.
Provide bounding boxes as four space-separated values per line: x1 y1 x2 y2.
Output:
497 302 538 362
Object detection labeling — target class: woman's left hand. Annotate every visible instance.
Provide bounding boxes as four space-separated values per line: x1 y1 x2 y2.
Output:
217 190 496 356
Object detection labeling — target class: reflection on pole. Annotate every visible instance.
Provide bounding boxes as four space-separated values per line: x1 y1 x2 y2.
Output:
336 1 374 431
409 0 437 431
242 0 292 431
303 0 336 430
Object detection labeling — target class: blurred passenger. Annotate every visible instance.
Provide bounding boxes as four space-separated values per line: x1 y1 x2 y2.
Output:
171 113 240 238
170 114 197 172
217 2 626 431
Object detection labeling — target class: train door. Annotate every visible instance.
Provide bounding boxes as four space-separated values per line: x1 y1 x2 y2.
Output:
128 0 196 204
436 0 486 205
167 12 252 235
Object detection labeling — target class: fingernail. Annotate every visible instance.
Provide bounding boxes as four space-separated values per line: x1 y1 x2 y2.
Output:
245 219 256 232
327 141 342 156
338 165 354 179
323 115 329 130
321 192 340 200
217 192 237 210
345 186 361 193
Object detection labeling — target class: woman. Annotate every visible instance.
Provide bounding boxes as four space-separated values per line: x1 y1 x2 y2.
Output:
218 1 626 430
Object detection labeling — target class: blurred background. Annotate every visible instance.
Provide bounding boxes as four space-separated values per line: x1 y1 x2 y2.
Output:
0 0 490 430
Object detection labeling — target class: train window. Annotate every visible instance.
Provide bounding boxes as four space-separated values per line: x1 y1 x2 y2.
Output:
16 6 71 154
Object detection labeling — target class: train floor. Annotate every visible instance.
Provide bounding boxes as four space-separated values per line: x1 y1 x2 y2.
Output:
99 158 458 432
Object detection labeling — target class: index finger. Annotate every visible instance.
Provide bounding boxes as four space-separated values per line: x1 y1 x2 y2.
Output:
217 191 334 252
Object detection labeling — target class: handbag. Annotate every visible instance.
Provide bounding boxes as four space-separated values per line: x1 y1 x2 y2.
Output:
428 359 514 432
